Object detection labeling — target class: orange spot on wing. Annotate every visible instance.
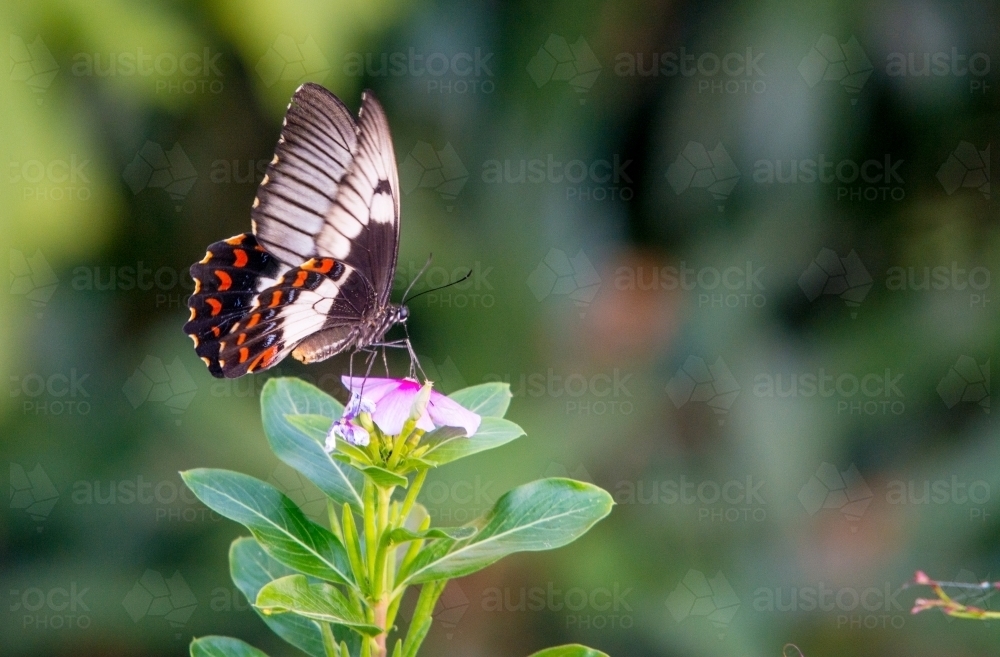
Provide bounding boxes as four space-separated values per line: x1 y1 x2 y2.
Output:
206 298 223 316
303 258 335 274
201 357 211 367
233 249 248 268
269 290 283 307
225 235 246 245
214 270 232 291
237 333 246 346
248 345 279 372
211 326 221 337
293 270 309 287
246 313 261 328
239 347 249 364
193 279 202 294
200 251 213 264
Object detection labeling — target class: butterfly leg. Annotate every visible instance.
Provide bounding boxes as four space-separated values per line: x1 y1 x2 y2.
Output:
370 338 426 381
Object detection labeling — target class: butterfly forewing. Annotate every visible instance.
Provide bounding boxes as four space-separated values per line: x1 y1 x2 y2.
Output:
185 85 404 378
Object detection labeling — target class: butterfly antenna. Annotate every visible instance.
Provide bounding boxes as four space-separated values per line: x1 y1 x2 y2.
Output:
404 269 472 304
401 254 433 304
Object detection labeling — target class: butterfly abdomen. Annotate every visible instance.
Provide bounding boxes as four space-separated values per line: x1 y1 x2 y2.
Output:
184 233 282 376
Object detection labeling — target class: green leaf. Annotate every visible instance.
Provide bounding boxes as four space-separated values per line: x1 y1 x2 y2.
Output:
400 478 613 585
449 382 512 418
261 378 363 511
256 575 381 636
421 417 525 465
229 538 327 657
190 636 270 657
388 525 477 544
183 469 353 586
359 465 409 489
527 645 609 657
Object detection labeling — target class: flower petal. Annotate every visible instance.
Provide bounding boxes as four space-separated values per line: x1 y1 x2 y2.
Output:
341 376 417 404
369 387 416 435
427 391 482 436
327 418 370 448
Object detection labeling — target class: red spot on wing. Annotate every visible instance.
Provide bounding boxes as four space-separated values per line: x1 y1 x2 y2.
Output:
211 326 221 337
233 249 248 268
248 345 280 372
206 298 223 316
215 270 232 291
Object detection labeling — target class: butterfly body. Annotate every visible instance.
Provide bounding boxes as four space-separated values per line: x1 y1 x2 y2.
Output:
185 84 406 378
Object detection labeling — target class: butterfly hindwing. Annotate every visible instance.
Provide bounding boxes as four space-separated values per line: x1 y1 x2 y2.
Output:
184 233 284 376
215 258 357 378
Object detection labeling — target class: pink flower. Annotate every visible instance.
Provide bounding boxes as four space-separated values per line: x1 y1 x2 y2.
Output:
341 376 481 436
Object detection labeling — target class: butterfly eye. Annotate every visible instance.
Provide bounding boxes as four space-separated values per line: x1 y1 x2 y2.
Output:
397 306 410 323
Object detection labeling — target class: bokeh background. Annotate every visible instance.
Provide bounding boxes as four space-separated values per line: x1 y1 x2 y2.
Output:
3 0 1000 655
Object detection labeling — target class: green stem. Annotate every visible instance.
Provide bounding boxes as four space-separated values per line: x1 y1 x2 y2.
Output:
398 469 427 523
320 622 339 657
364 481 378 585
342 503 368 595
401 580 446 657
328 499 344 542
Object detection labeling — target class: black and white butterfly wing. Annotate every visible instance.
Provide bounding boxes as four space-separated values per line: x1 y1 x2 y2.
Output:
185 85 401 378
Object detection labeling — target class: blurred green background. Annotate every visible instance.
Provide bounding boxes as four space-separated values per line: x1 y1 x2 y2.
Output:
3 0 1000 655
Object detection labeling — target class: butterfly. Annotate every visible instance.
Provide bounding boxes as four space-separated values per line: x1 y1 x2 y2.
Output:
184 84 410 378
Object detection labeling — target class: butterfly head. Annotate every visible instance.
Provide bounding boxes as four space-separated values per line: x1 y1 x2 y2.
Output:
392 304 410 324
